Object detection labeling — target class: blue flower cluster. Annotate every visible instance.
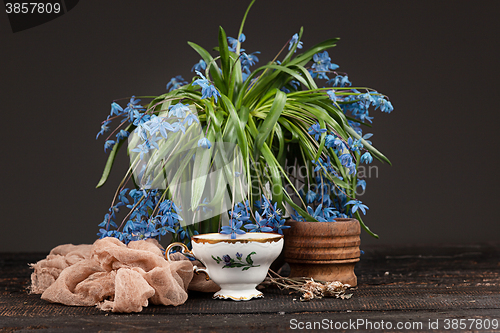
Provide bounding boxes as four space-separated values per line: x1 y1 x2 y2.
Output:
292 176 369 222
292 121 376 222
338 90 393 125
167 75 188 92
309 51 339 80
97 188 194 244
220 196 290 239
96 96 149 152
129 103 207 164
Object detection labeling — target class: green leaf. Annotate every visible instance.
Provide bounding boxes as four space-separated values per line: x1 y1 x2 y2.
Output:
246 252 255 265
274 122 286 166
96 124 133 188
283 194 316 221
220 95 249 159
242 266 250 271
236 0 255 54
218 26 230 84
228 51 243 101
289 64 317 90
253 89 286 161
228 263 246 268
355 211 379 238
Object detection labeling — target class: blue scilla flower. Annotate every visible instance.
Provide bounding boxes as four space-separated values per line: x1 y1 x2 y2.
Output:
345 199 369 215
241 51 260 68
339 153 356 175
183 112 199 126
349 137 364 153
116 129 130 142
169 103 190 118
254 195 269 213
233 200 250 214
96 120 111 139
372 95 394 113
198 137 211 149
326 90 337 102
166 75 188 92
273 218 291 235
97 228 113 239
291 209 305 222
191 59 206 72
144 117 174 139
357 179 367 191
117 188 129 205
161 210 182 228
327 75 351 87
229 209 250 225
193 71 221 102
131 142 151 160
123 96 145 122
325 134 338 149
312 158 325 173
307 204 327 222
104 140 115 153
311 51 339 80
131 109 151 127
359 92 375 109
227 33 246 52
360 152 373 164
110 102 124 116
220 218 246 239
289 33 303 51
362 133 373 145
244 211 273 233
145 134 161 150
170 121 186 134
308 122 327 141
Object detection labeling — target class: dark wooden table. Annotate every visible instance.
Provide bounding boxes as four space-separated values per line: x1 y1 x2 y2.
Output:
1 243 499 332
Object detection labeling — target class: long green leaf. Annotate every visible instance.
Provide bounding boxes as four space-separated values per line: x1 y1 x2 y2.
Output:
96 124 133 188
218 26 230 84
220 95 249 159
274 122 286 166
355 211 379 238
253 89 286 160
283 194 316 221
236 0 255 55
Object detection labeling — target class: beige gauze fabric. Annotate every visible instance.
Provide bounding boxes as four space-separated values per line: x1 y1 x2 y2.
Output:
30 237 220 313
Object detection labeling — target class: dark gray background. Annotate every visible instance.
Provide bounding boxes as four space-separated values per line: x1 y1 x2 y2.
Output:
1 1 499 252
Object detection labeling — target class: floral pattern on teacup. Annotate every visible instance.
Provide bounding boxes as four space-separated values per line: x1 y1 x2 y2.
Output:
212 252 260 271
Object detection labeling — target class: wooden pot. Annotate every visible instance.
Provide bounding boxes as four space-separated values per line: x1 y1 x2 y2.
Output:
283 218 361 286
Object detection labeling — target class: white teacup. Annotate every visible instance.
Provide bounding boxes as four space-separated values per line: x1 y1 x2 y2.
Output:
166 233 284 301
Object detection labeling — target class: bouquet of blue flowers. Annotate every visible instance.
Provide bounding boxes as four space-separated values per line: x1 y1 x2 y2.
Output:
95 0 393 246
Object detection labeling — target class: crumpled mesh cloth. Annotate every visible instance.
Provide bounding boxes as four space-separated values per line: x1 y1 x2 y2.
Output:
30 237 220 313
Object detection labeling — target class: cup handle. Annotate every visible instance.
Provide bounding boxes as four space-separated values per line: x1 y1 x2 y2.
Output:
165 242 210 281
192 265 211 281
